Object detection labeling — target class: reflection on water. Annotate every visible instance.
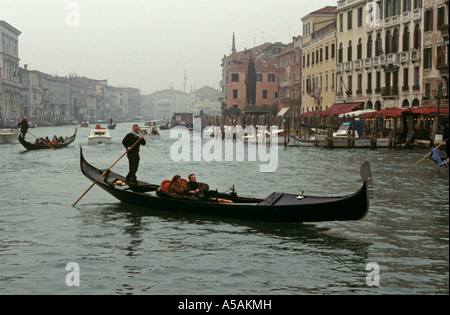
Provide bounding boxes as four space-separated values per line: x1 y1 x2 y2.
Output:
0 123 448 294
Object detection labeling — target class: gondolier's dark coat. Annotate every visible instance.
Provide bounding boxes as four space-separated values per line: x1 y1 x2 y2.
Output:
122 132 146 153
122 132 146 182
18 119 29 136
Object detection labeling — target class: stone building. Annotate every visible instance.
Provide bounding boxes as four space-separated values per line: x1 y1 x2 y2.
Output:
220 34 286 112
192 86 222 116
0 21 21 125
335 0 424 110
18 65 44 123
301 6 338 113
422 0 449 113
143 89 192 121
278 35 302 102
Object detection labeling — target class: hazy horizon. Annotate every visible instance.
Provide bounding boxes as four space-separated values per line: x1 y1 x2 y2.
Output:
1 0 333 95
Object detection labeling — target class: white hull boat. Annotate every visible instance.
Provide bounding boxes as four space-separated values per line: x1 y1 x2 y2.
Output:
288 135 317 147
0 128 19 144
88 126 111 144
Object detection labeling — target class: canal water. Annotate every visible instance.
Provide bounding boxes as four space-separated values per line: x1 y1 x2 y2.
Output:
0 123 448 295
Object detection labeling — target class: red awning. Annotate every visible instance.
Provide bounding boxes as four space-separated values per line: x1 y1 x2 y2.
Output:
319 102 363 116
410 105 449 115
364 108 411 118
301 111 320 117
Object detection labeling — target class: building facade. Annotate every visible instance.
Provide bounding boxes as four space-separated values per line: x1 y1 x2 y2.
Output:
221 37 286 112
142 89 192 121
301 6 338 113
278 35 303 102
0 21 21 125
335 0 425 110
422 0 449 111
192 86 222 116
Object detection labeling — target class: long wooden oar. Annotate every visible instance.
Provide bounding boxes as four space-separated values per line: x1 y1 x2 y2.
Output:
408 138 448 172
27 131 56 150
72 136 142 207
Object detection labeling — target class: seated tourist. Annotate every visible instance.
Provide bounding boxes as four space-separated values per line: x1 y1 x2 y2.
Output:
185 174 209 197
168 175 187 197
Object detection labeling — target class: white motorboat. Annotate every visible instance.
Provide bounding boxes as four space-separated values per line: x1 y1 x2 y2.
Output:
244 128 287 145
288 135 317 147
88 125 111 144
315 121 390 148
0 128 19 144
139 126 160 141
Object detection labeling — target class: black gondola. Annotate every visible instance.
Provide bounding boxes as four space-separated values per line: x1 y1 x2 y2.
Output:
79 147 372 223
19 129 77 150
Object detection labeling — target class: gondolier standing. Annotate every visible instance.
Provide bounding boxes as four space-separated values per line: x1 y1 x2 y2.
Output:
18 117 29 138
122 124 146 183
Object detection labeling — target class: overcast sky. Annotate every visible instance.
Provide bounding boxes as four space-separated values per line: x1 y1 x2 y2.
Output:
2 0 333 95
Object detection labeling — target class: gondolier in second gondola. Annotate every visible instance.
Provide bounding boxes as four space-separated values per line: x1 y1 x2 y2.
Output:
18 117 29 137
122 124 146 184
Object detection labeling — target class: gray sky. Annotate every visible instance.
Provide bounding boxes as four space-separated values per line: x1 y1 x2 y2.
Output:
2 0 332 94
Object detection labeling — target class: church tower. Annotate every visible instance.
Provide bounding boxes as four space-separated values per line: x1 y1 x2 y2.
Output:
231 32 236 54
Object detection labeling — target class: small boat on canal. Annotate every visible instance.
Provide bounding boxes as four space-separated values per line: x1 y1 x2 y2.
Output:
18 129 77 150
288 135 317 147
315 121 390 148
138 126 161 141
88 125 112 144
0 128 19 144
79 148 372 223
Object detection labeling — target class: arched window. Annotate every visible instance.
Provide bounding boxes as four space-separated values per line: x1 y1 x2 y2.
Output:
339 43 343 63
411 99 420 107
357 38 362 60
367 34 373 58
392 29 399 53
375 100 381 110
366 101 373 109
376 33 382 56
413 23 421 50
348 40 352 62
385 30 391 54
403 26 410 52
402 99 410 108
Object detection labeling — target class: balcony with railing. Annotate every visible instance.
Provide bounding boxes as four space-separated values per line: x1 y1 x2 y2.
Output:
364 58 372 68
373 56 380 67
354 60 362 70
400 52 410 64
390 15 399 26
402 11 410 23
311 22 336 40
387 53 398 65
336 63 343 72
411 50 420 62
373 55 387 67
344 61 353 71
413 8 421 21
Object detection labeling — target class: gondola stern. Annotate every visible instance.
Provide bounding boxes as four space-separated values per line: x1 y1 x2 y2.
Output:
359 161 373 219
